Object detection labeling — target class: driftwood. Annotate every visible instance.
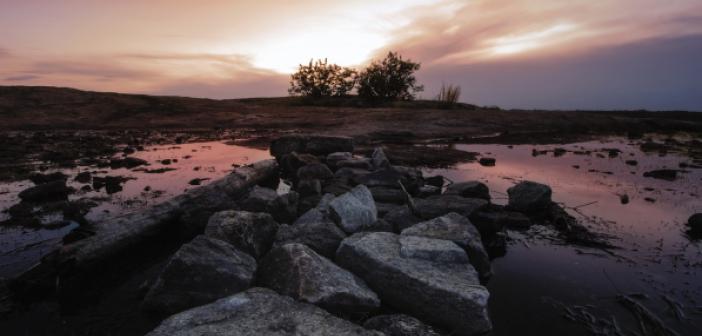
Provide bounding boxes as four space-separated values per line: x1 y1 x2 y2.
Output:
16 160 279 288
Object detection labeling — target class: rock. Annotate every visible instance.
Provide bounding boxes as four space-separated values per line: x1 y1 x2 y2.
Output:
327 152 354 170
362 219 394 233
298 163 334 181
470 207 532 233
401 213 491 279
384 205 422 232
643 169 679 181
364 314 442 336
110 156 148 169
687 213 702 237
270 135 354 158
445 181 490 200
507 181 552 212
205 211 279 259
336 232 491 335
370 186 407 204
142 235 256 315
147 288 380 336
478 158 496 167
335 167 371 180
424 176 444 188
74 171 92 183
273 220 346 259
376 202 402 218
371 147 390 170
400 235 469 264
323 178 355 196
354 169 405 189
297 179 322 197
417 185 441 198
29 172 68 185
625 160 638 166
329 185 378 234
337 158 373 170
258 244 380 314
18 180 74 202
92 175 130 194
269 192 299 224
280 152 320 175
413 195 487 220
240 185 278 212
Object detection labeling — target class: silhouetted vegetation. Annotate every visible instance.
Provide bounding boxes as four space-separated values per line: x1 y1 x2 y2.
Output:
357 52 423 102
436 84 461 108
288 59 357 98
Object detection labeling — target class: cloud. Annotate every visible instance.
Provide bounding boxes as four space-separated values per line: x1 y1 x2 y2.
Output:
4 74 40 81
0 48 9 58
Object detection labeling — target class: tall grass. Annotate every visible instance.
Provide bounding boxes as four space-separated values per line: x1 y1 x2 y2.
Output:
436 84 461 107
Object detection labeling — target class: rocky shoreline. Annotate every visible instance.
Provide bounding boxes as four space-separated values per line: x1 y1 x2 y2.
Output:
6 134 691 335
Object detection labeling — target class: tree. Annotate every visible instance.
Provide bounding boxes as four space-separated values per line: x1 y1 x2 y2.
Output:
288 59 357 98
357 52 423 101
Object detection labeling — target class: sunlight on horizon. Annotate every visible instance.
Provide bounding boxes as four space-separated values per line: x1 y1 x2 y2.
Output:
490 23 577 56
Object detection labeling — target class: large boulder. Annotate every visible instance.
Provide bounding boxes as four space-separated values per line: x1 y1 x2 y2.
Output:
401 213 491 279
399 235 470 264
270 135 354 158
364 314 442 336
240 186 299 223
370 186 407 204
18 180 74 202
371 147 391 170
507 181 552 212
298 163 334 181
258 243 380 314
240 185 277 212
413 195 487 220
142 235 256 315
444 181 490 200
383 205 422 232
205 211 279 259
280 152 320 175
336 232 491 336
327 152 354 170
470 206 532 233
329 185 378 234
146 288 381 336
273 219 347 259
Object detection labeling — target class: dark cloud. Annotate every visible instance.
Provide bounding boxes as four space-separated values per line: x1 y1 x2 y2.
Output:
416 35 702 111
4 74 40 81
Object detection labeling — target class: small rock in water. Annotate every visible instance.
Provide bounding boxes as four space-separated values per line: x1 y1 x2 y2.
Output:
19 180 74 202
507 181 552 213
444 181 490 200
643 169 678 181
687 213 702 238
625 160 638 166
29 172 68 185
620 194 630 204
478 157 496 166
74 171 92 183
257 243 380 314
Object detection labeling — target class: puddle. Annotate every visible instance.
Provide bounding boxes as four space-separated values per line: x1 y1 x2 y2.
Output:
0 141 271 277
424 137 702 335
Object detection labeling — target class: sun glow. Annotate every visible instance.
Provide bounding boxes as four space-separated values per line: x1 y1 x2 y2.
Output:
491 23 576 55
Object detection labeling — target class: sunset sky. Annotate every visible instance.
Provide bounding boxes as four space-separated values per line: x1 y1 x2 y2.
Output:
1 0 701 110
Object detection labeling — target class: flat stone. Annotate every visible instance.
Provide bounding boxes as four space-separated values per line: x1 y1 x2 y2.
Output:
336 232 491 336
273 219 347 259
399 235 470 264
142 235 256 315
258 243 380 314
146 288 380 336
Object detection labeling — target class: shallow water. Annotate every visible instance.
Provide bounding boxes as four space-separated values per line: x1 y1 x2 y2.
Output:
425 137 702 335
0 141 271 277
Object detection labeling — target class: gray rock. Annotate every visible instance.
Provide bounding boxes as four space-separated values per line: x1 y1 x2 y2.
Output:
330 185 378 234
507 181 552 212
147 287 380 336
414 195 487 220
370 186 407 204
336 232 491 336
471 209 532 232
327 152 354 169
424 176 444 188
364 314 442 336
376 202 402 218
335 167 371 180
298 163 334 181
399 235 469 264
269 192 299 224
323 178 355 196
337 158 373 170
205 211 279 259
401 213 491 279
280 152 320 175
297 179 322 197
273 220 346 259
240 185 278 212
444 181 490 200
383 205 422 232
142 235 256 315
258 244 380 314
363 219 394 233
270 135 354 158
417 185 441 198
371 147 391 170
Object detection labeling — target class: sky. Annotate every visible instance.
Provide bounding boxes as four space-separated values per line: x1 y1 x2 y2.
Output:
1 0 701 110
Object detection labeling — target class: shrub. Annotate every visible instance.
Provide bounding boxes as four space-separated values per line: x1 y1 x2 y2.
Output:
357 52 423 102
288 59 357 98
436 84 461 107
